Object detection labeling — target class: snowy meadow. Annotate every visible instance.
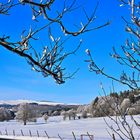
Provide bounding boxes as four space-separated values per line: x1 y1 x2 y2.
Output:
0 115 140 140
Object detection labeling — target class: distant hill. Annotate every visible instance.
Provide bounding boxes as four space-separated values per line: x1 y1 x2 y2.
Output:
0 100 78 106
0 100 79 114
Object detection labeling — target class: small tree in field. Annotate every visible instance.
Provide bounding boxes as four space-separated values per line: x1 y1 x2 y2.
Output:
43 114 49 123
16 103 37 125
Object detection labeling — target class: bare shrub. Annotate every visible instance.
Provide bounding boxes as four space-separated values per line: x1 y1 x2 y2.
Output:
82 110 88 118
43 114 49 123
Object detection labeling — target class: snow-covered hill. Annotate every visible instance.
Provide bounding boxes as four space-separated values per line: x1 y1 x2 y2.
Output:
0 100 78 106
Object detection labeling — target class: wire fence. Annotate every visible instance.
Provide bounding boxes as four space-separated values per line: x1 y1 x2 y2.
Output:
0 129 94 140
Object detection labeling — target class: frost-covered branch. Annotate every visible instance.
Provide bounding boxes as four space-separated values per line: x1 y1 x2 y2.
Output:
86 0 140 89
0 0 109 84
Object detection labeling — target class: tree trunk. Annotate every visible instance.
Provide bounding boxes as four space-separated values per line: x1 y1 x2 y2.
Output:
23 120 26 125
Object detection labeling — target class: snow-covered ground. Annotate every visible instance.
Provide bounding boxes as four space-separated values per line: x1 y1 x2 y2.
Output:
0 116 140 140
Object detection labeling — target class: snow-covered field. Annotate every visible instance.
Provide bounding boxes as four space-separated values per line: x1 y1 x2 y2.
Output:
0 116 140 140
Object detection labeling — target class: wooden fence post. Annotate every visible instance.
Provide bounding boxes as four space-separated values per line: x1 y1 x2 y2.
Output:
112 133 116 140
29 130 32 137
5 129 8 135
44 131 49 138
21 129 24 136
13 130 15 136
37 130 39 137
87 132 94 140
81 133 94 140
72 132 76 140
58 134 63 140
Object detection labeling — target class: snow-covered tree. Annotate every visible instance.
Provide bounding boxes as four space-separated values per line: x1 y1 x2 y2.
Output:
0 107 13 121
43 114 49 123
16 103 37 125
127 107 137 115
89 96 119 117
81 110 87 118
120 98 131 114
61 109 77 120
134 100 140 114
66 109 77 120
61 111 67 120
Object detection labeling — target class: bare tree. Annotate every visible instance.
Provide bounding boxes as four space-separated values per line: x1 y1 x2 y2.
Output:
0 0 109 84
16 103 37 125
86 0 140 89
86 0 140 139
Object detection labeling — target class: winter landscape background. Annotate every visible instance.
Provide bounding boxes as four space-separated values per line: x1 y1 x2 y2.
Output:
0 0 140 139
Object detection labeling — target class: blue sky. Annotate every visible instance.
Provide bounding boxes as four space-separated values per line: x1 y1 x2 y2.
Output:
0 0 132 104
